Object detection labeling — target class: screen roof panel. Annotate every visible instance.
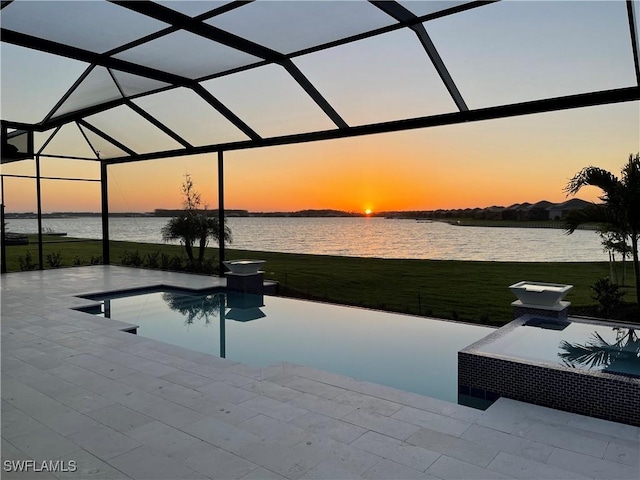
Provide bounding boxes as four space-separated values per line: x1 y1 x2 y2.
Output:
110 70 172 98
426 1 637 108
113 30 261 80
0 44 89 124
78 124 128 160
51 67 124 119
40 124 97 159
398 1 473 17
293 28 457 126
1 1 168 54
132 87 250 146
157 1 231 18
202 64 339 137
0 0 637 163
85 105 185 155
208 1 396 54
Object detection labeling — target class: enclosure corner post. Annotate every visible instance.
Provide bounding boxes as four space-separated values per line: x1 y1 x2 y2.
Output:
1 175 6 274
35 155 43 270
101 161 110 265
218 150 225 277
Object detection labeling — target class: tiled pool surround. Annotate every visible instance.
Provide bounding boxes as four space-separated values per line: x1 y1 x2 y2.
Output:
459 315 640 426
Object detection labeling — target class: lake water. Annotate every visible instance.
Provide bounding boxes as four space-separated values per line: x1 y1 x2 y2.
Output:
5 216 607 262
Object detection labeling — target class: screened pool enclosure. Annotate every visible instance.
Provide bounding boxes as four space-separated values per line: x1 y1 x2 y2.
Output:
1 0 639 273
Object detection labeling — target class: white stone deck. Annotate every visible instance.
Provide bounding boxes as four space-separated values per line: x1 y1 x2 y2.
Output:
2 266 638 479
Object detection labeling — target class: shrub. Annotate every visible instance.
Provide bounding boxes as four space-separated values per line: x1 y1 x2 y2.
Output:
168 254 183 271
90 255 103 265
159 252 171 270
18 251 37 271
121 250 142 267
144 251 160 269
72 255 84 266
45 251 63 268
591 277 626 317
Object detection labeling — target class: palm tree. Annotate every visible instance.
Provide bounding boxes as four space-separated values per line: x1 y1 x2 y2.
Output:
161 174 231 265
564 153 640 303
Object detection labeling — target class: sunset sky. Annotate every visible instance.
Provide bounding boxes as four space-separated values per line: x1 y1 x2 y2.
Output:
1 1 639 214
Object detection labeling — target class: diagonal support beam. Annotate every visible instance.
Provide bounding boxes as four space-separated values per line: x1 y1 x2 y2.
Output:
78 120 137 157
370 1 468 112
191 84 262 142
125 101 193 149
628 0 640 86
280 60 349 129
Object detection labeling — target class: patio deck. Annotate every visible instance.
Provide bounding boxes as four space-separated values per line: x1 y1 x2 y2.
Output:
1 266 638 479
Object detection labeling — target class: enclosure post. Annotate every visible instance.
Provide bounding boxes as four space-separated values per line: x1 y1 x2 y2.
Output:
218 150 225 277
100 161 110 265
1 176 6 274
35 155 43 270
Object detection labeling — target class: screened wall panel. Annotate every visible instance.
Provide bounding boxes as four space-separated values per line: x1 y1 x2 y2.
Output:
208 1 395 54
293 29 457 126
132 88 249 146
0 1 168 54
0 44 88 124
202 64 338 137
85 105 184 155
114 30 260 79
426 1 637 109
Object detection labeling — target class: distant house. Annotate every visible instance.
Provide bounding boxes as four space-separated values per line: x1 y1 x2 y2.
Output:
527 200 554 221
548 198 595 220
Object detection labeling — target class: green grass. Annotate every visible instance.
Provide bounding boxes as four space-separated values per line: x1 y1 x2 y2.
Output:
5 236 635 325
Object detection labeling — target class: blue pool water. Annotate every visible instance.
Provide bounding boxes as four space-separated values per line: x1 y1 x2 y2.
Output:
79 288 494 403
479 317 640 377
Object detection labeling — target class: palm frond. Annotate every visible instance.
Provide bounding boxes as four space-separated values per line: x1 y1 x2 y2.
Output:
564 167 620 199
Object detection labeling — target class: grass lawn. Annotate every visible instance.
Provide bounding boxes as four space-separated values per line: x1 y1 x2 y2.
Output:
4 236 635 325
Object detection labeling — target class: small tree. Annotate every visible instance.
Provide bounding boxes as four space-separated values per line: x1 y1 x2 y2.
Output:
161 174 231 266
564 153 640 303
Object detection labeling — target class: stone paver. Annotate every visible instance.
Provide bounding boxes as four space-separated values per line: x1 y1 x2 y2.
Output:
2 266 638 480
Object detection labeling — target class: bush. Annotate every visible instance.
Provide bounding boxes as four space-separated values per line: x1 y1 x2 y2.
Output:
168 254 183 271
72 255 84 266
144 251 160 269
121 250 142 267
591 277 626 317
18 251 37 271
90 255 103 265
45 251 63 268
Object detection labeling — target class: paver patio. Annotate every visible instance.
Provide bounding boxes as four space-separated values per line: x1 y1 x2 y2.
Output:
1 266 638 479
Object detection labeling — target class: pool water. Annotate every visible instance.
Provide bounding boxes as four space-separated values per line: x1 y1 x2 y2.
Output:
78 288 494 403
479 317 640 377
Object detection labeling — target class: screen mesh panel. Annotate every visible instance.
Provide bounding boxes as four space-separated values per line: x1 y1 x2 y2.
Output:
132 88 249 146
39 124 97 159
0 1 168 54
110 70 172 98
114 30 261 80
85 105 184 155
202 64 338 137
426 1 637 108
208 1 395 54
51 67 124 119
294 29 457 126
0 44 88 124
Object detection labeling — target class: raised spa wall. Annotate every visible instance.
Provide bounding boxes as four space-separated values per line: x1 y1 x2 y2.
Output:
458 315 640 427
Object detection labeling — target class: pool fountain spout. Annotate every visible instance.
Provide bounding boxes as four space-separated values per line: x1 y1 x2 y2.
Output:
509 281 573 320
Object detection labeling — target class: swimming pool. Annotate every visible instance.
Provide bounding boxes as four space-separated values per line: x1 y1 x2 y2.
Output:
77 288 494 404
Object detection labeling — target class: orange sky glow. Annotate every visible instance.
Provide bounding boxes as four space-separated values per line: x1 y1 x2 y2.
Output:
2 102 638 214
